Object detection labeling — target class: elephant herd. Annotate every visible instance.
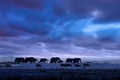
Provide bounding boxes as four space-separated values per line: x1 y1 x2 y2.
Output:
14 57 81 64
15 57 90 68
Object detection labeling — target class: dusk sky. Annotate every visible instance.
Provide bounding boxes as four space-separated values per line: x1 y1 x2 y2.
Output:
0 0 120 58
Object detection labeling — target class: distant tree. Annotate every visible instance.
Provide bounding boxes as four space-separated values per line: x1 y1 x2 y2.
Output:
24 57 37 63
40 58 48 63
14 57 25 63
50 57 63 63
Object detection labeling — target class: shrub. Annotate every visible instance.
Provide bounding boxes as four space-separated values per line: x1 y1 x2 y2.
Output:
5 64 12 67
36 64 41 67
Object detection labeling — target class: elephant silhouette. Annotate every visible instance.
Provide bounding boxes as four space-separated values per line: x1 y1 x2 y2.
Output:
24 57 37 63
50 57 63 63
66 58 81 63
14 57 25 63
66 58 73 63
73 58 81 63
40 58 48 63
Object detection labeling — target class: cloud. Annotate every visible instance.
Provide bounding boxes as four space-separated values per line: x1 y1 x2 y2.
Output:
1 36 120 58
64 0 120 22
0 0 120 58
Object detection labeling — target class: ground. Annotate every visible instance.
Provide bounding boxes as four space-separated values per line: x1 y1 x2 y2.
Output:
0 62 120 80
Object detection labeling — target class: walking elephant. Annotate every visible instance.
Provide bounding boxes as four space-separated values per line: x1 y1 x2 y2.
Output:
24 57 37 63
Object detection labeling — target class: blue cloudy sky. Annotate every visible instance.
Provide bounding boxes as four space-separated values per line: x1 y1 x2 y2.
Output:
0 0 120 58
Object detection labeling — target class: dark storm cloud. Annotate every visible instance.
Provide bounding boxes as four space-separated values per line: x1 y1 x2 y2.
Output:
0 0 120 57
64 0 120 22
0 25 20 37
0 0 120 38
0 0 69 37
96 28 119 43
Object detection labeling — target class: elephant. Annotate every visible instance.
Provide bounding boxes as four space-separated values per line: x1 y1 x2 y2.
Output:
59 60 63 63
24 57 37 63
66 58 74 63
50 57 63 63
40 58 48 63
66 58 81 63
73 58 81 63
14 57 25 63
